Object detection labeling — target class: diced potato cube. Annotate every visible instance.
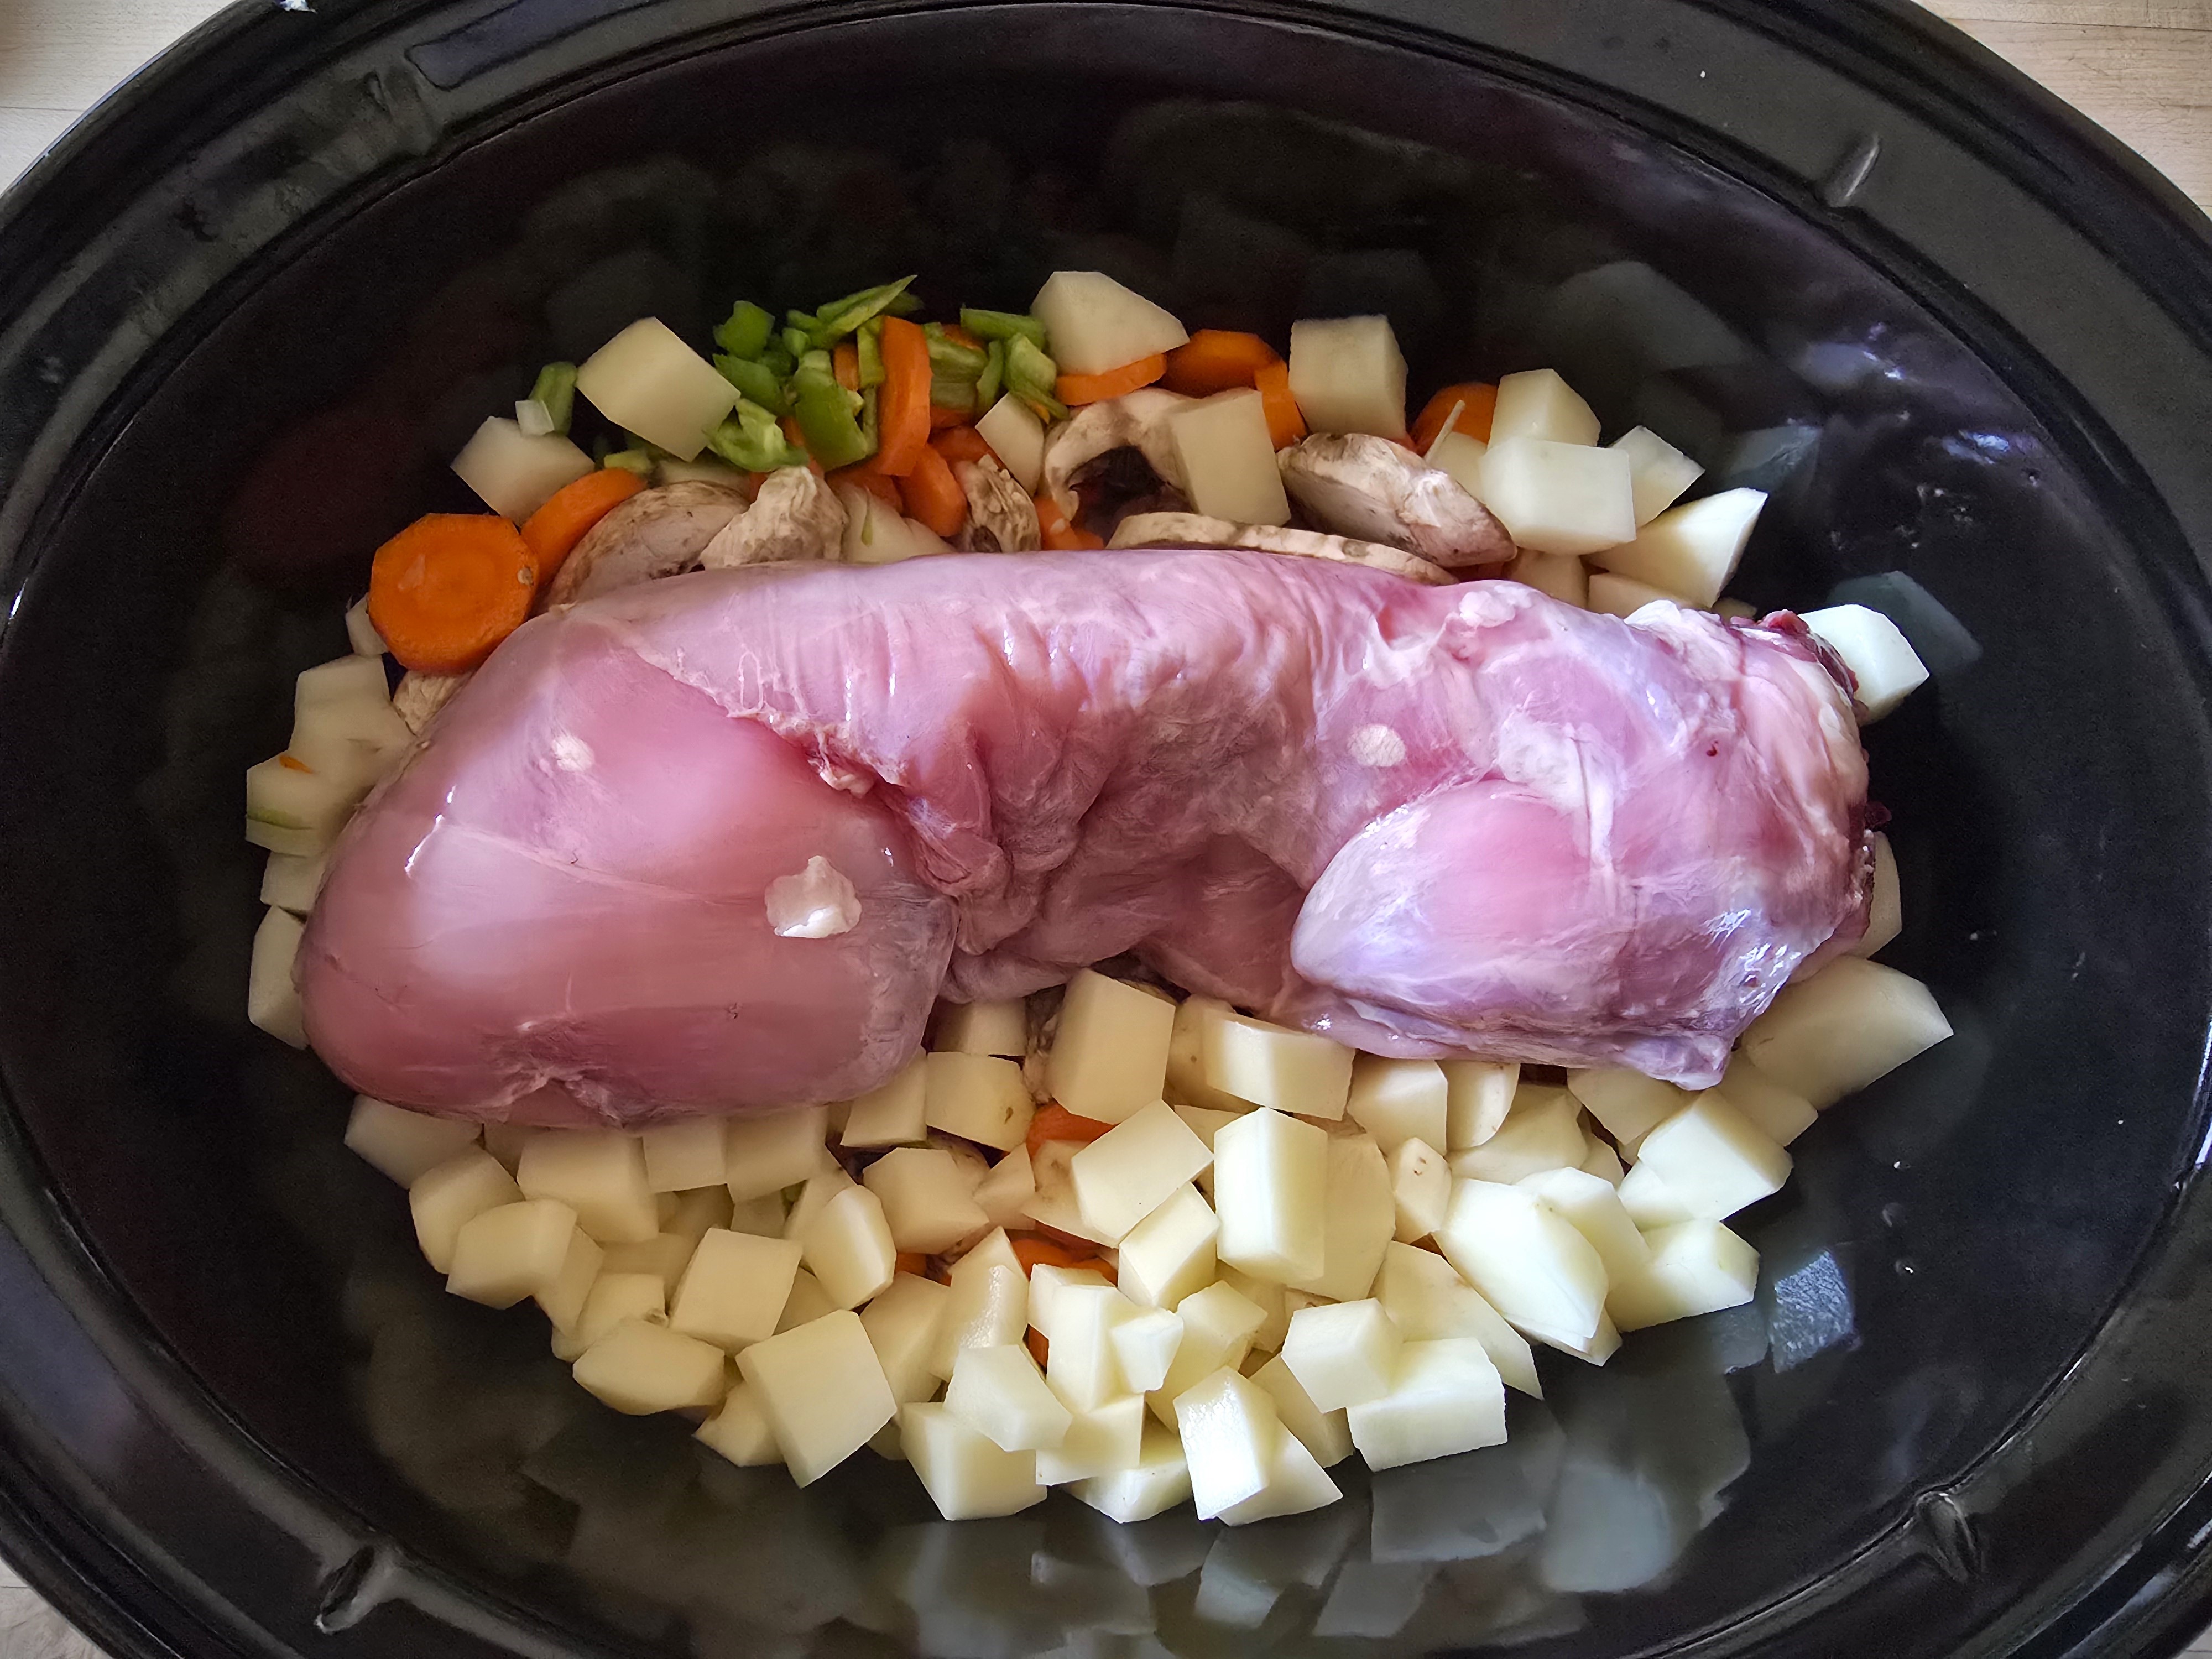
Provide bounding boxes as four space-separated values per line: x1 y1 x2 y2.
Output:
533 1224 606 1333
1632 1091 1791 1220
724 1191 785 1237
1117 1184 1219 1309
259 849 328 915
515 1129 658 1245
1438 1180 1609 1348
1741 958 1950 1108
1031 270 1190 376
1044 971 1175 1124
1282 1298 1401 1411
1387 1138 1451 1242
859 1271 951 1403
1073 1422 1193 1523
839 1052 927 1149
1035 1395 1146 1485
927 1256 1029 1379
1290 1133 1396 1302
1582 1136 1626 1185
1072 1101 1213 1240
863 1147 990 1253
1600 487 1766 607
1608 1220 1760 1331
1046 1282 1136 1412
1851 831 1902 958
1481 439 1636 557
1217 1428 1342 1527
1719 1054 1817 1146
923 1051 1036 1150
1520 1167 1651 1283
1173 1366 1282 1521
1170 389 1291 525
1511 547 1589 607
573 1318 729 1415
450 416 594 520
932 999 1027 1058
1109 1308 1185 1395
1490 368 1599 446
1201 1010 1355 1120
447 1199 584 1309
1027 1261 1110 1341
345 1097 479 1186
947 1345 1072 1452
246 906 307 1046
1250 1353 1352 1468
777 1267 837 1332
1442 1060 1518 1151
971 1146 1036 1229
409 1149 524 1274
1347 1057 1447 1153
575 317 738 461
1610 425 1704 524
1566 1068 1687 1147
1165 994 1251 1113
797 1185 898 1309
975 396 1047 494
1373 1241 1542 1399
1287 315 1407 439
481 1122 539 1173
1214 1109 1328 1284
1428 429 1488 498
1151 1280 1267 1423
902 1402 1046 1519
1220 1266 1290 1353
550 1271 664 1362
780 1163 854 1241
669 1227 802 1350
724 1104 831 1202
1171 1104 1243 1155
1587 570 1691 618
738 1310 896 1484
1802 604 1929 721
1449 1085 1584 1183
1019 1139 1117 1245
695 1380 781 1467
1538 1310 1621 1366
1617 1159 1697 1229
1346 1339 1507 1470
640 1119 726 1193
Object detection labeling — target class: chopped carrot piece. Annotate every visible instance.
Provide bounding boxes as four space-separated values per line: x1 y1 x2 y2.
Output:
877 316 932 477
781 416 825 476
1034 489 1107 552
932 426 994 466
1058 352 1168 406
833 341 860 392
1010 1234 1117 1283
368 514 537 675
1163 330 1280 397
1026 1328 1050 1367
941 324 986 352
902 442 968 538
278 753 312 773
1026 1103 1115 1156
519 467 646 586
832 459 904 513
1254 359 1307 450
894 1251 928 1278
930 404 975 430
1412 381 1499 451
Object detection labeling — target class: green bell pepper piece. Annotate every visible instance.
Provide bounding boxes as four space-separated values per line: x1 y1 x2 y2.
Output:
792 376 873 470
807 275 917 347
713 352 789 414
706 399 806 471
713 300 775 361
959 307 1047 348
922 322 990 380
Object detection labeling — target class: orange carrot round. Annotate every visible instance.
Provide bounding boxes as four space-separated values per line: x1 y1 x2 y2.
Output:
876 316 932 476
520 467 645 585
1010 1234 1117 1282
1058 352 1168 406
368 514 537 675
1034 489 1107 551
932 426 994 466
903 442 968 538
1254 359 1307 450
1412 381 1499 451
1163 330 1280 397
1025 1103 1115 1157
832 460 905 513
929 404 975 430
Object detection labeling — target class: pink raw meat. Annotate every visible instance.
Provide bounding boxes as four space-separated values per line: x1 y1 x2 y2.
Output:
298 550 1871 1125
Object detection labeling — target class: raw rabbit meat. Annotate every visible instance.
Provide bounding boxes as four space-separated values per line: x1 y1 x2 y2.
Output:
298 550 1871 1124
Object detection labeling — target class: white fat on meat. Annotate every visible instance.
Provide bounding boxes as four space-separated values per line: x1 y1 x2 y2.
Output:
765 856 863 939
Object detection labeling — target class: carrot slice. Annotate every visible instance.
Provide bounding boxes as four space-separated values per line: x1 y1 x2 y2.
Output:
1058 352 1168 407
941 323 986 352
930 404 975 430
1010 1234 1116 1282
1034 489 1107 552
1412 381 1499 451
932 426 994 466
833 342 860 392
1163 330 1280 397
833 459 905 512
1254 359 1307 450
1026 1103 1115 1156
781 416 826 476
368 514 536 675
903 442 968 538
876 316 932 476
520 467 646 586
1025 1328 1050 1368
894 1251 928 1278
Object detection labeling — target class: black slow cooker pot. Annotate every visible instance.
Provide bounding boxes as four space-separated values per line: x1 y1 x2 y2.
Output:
3 1 2211 1654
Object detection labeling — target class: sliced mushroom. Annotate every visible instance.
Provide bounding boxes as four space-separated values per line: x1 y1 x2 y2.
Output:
1109 510 1453 585
699 468 847 568
955 455 1042 552
1279 433 1516 570
544 480 749 606
1039 388 1193 519
393 670 470 735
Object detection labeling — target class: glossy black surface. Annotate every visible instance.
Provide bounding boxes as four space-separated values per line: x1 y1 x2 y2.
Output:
1 2 2211 1655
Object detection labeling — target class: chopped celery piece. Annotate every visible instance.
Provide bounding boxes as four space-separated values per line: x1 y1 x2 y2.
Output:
930 376 978 416
857 319 886 389
1005 334 1067 420
923 324 990 380
528 362 578 434
960 307 1047 348
976 340 1005 410
707 399 806 471
860 384 879 448
808 275 917 347
794 348 837 387
714 353 788 414
792 377 873 470
781 325 811 362
603 448 655 476
715 300 775 361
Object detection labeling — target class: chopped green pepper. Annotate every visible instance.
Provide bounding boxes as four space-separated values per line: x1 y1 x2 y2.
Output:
528 362 578 435
808 275 917 347
706 398 806 471
602 448 655 476
780 325 812 362
713 300 775 361
1004 334 1067 419
857 317 886 389
975 340 1005 410
789 349 873 469
959 307 1048 348
758 342 796 381
786 307 820 333
859 384 880 450
922 322 990 380
713 352 789 414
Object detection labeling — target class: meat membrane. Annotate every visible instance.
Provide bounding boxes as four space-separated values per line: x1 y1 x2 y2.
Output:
298 550 1871 1124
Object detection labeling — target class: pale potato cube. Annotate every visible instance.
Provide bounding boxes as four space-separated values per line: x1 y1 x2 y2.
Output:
1802 603 1929 721
779 1162 853 1240
1282 1298 1401 1412
778 1268 837 1332
1632 1091 1791 1220
1173 1366 1283 1521
1171 1104 1243 1155
863 1147 990 1253
1442 1060 1519 1151
1490 368 1599 446
1438 1180 1609 1348
1219 1266 1290 1353
1567 1068 1688 1147
670 1227 802 1351
1599 487 1766 607
1045 970 1175 1124
1538 1310 1621 1366
1117 1183 1219 1309
927 1257 1029 1379
947 1345 1071 1453
246 907 307 1047
1071 1101 1213 1241
1428 429 1489 499
1031 270 1189 375
1035 1394 1146 1485
1511 547 1590 607
1609 1220 1760 1331
550 1271 663 1362
922 1051 1035 1150
724 1191 785 1237
534 1224 606 1333
450 416 594 519
481 1121 539 1173
975 396 1047 494
971 1146 1036 1230
931 999 1027 1058
1287 316 1407 439
929 1132 992 1194
1449 1085 1584 1183
1851 831 1902 958
1213 1108 1328 1284
1581 1135 1626 1184
346 1098 479 1186
1201 1011 1354 1120
409 1149 524 1274
839 1052 928 1148
901 1401 1045 1518
575 317 738 461
1345 1338 1507 1470
1218 1424 1343 1526
1587 570 1691 618
724 1104 831 1202
1046 1281 1138 1412
1347 1057 1448 1153
1289 1133 1396 1302
695 1380 781 1467
797 1185 898 1309
1743 957 1950 1108
1073 1422 1193 1522
1520 1167 1651 1282
1164 994 1250 1113
1027 1261 1110 1341
1387 1138 1451 1243
1019 1139 1117 1246
1250 1353 1352 1468
259 848 327 915
573 1317 729 1415
737 1310 897 1484
1610 425 1704 524
1373 1241 1542 1399
1617 1160 1698 1230
640 1119 727 1193
1109 1308 1185 1395
447 1198 584 1310
517 1129 658 1245
1152 1280 1269 1423
859 1271 951 1403
1169 389 1291 525
1719 1054 1817 1146
596 1228 687 1288
1481 439 1636 557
